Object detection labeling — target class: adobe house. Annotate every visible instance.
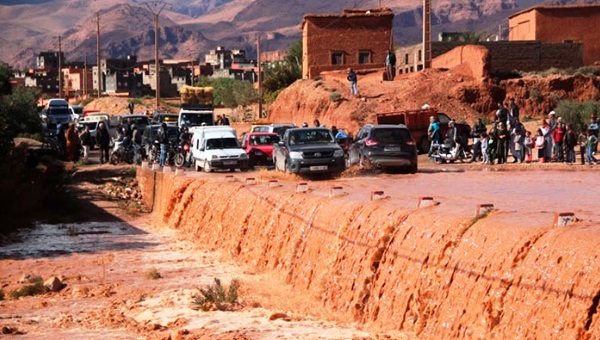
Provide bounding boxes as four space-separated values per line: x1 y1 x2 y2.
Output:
301 8 394 79
509 4 600 65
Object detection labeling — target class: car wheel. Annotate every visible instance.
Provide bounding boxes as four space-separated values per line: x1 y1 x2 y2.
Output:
195 159 201 172
409 163 418 174
203 160 211 173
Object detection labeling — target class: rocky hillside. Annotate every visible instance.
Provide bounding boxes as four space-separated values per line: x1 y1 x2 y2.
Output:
268 68 600 135
4 0 598 69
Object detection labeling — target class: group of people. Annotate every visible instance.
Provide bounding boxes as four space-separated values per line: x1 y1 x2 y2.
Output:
53 120 112 164
433 97 600 165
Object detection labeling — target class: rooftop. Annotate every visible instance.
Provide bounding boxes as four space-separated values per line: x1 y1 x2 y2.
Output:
509 4 600 19
301 8 393 28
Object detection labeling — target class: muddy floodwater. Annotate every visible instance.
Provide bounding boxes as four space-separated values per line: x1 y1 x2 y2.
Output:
146 166 600 338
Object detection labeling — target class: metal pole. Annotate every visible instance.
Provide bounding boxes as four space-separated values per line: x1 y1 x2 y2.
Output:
154 12 160 110
257 35 263 118
144 2 168 110
58 35 63 99
97 11 101 98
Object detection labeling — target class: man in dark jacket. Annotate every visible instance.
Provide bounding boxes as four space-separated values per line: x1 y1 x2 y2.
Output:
471 118 486 161
347 68 358 96
97 122 111 164
385 49 397 81
157 123 169 167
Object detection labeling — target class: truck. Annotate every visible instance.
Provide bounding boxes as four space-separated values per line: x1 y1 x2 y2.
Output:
178 85 214 128
273 127 346 175
375 107 471 154
190 126 249 172
41 98 73 129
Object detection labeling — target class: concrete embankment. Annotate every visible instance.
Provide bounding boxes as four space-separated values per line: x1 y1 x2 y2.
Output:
138 167 600 338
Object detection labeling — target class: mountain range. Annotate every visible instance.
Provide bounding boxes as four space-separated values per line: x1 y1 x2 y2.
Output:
0 0 596 69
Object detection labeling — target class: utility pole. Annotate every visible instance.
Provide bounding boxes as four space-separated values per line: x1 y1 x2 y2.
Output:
422 0 431 69
145 1 168 111
84 54 87 96
96 11 101 98
257 35 263 118
58 35 63 99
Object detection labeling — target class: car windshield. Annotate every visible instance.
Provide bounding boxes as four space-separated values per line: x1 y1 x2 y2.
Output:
181 113 212 127
249 135 279 146
206 137 240 150
273 126 293 136
47 107 71 115
79 122 98 130
372 128 412 142
289 129 334 145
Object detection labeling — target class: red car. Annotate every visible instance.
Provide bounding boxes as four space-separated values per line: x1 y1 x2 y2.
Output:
241 132 280 167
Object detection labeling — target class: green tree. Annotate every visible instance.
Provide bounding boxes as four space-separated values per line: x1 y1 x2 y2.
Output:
556 100 600 131
195 76 258 108
262 39 302 103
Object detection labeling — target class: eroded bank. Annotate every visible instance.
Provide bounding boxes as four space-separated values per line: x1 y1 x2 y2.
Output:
138 168 600 338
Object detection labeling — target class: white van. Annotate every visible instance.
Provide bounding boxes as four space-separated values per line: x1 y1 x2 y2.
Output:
191 126 249 172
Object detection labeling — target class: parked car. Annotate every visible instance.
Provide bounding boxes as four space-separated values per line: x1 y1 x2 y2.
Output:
190 126 249 172
251 123 296 138
273 127 345 175
348 124 418 173
116 114 151 131
152 113 179 126
70 105 84 121
240 132 280 167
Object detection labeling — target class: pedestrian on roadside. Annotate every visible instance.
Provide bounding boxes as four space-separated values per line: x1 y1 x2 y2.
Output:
552 121 566 162
158 123 169 167
535 129 546 163
481 132 490 164
578 126 587 165
427 116 441 156
65 122 80 162
313 118 321 127
586 130 598 165
347 68 358 97
513 128 524 163
524 130 534 163
385 49 397 81
471 118 486 162
131 124 141 164
540 118 552 162
56 123 67 159
79 124 91 163
128 101 135 115
97 122 110 164
495 120 508 164
564 124 577 164
221 115 230 125
588 115 598 152
508 97 519 126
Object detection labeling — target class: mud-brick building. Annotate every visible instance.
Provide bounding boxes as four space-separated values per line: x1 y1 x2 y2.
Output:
301 8 394 79
509 4 600 65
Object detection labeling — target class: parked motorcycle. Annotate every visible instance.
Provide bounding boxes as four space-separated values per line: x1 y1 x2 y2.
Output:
109 136 135 165
429 143 473 164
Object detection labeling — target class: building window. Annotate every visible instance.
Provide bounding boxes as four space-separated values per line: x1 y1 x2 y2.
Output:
405 54 409 64
331 51 344 65
418 50 422 62
358 51 371 64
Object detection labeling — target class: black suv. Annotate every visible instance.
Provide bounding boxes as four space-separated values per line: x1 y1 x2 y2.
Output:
348 124 418 173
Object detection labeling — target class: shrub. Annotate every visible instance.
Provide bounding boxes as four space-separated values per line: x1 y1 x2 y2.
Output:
349 109 368 123
555 100 600 131
329 91 342 103
192 278 240 311
144 268 162 280
10 276 48 299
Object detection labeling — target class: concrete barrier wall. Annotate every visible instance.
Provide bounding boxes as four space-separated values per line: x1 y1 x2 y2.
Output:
138 167 600 338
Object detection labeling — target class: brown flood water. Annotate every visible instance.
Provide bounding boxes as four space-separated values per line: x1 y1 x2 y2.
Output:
145 167 600 338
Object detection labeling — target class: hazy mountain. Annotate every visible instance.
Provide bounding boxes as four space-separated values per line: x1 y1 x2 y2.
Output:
0 0 596 69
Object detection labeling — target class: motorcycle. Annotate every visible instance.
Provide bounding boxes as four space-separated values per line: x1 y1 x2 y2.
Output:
173 141 190 167
109 136 135 165
429 142 473 164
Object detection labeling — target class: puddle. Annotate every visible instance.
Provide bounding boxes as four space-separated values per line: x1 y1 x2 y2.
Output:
0 222 150 259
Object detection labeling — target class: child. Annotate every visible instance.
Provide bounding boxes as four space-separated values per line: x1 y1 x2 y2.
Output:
524 130 534 163
513 129 524 163
481 132 489 164
586 130 598 165
535 129 546 163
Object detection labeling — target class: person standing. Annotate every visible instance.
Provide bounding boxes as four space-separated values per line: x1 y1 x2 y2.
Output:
524 130 534 163
495 120 508 164
131 124 141 164
347 68 358 97
586 130 598 165
65 122 80 162
385 49 396 81
564 124 577 164
158 123 169 167
127 101 135 115
97 122 110 164
508 97 519 126
79 124 91 164
481 132 490 164
471 118 486 161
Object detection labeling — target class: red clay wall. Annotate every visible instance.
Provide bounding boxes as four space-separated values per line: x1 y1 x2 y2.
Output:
510 6 600 65
303 15 393 79
138 168 600 338
431 44 490 79
432 41 582 74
